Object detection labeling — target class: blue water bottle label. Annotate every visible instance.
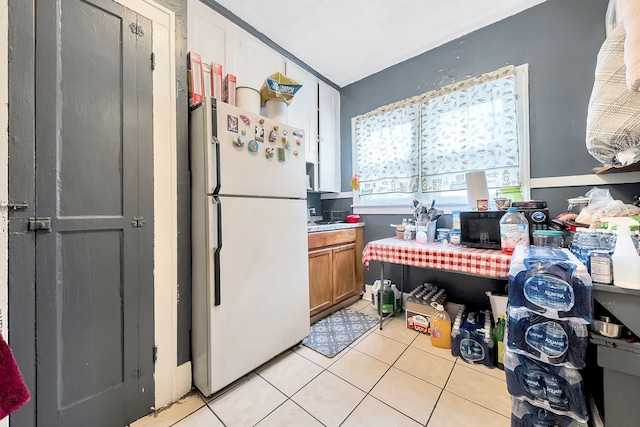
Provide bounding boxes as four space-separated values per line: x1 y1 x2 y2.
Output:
523 275 575 312
525 321 569 358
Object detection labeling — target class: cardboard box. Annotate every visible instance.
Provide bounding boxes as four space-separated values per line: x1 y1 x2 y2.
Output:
406 310 431 334
188 52 204 107
224 74 237 106
210 62 223 100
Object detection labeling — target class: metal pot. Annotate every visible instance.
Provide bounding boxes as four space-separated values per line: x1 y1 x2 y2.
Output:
590 315 623 338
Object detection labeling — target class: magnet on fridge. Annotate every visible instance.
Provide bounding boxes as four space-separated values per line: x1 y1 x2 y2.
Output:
240 114 251 126
293 150 299 156
296 139 301 146
241 130 246 136
285 140 292 151
248 140 259 153
233 135 245 147
274 125 279 131
277 147 285 161
227 115 239 133
283 130 288 136
255 126 264 142
268 130 277 143
259 118 265 124
265 147 275 158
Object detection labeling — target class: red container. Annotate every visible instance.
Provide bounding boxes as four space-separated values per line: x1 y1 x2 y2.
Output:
346 215 360 223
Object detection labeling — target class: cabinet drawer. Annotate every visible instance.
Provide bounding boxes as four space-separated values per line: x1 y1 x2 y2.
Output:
308 229 356 249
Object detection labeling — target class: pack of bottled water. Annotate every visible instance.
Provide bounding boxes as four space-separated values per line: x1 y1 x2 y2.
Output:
451 306 494 368
505 245 592 424
508 246 593 323
510 391 588 427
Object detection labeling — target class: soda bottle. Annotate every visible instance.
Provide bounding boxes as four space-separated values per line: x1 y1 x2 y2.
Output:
499 207 530 255
493 314 506 370
381 283 395 316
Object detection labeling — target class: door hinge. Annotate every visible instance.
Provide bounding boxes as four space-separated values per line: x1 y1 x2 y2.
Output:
151 52 155 70
153 345 158 364
131 217 146 228
129 23 144 37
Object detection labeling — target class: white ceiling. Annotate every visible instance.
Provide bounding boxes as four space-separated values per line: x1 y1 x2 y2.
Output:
213 0 547 87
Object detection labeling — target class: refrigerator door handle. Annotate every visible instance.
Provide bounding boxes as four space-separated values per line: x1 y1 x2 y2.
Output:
210 197 222 306
210 136 221 195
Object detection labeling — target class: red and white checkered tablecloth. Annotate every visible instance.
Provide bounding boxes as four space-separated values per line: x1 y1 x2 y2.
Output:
362 237 511 279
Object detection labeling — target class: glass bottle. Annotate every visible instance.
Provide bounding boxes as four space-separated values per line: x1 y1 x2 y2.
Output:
493 314 506 370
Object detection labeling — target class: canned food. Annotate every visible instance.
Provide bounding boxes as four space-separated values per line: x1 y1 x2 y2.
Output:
437 228 450 244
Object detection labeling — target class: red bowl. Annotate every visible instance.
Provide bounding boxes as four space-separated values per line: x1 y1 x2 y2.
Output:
346 215 360 223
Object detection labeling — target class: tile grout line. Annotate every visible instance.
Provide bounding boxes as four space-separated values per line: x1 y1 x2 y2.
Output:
424 357 458 427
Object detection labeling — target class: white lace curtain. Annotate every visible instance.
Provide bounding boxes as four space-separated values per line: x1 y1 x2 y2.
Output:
354 65 519 197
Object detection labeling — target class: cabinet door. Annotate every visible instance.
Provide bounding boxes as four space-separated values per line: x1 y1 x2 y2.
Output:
332 243 356 304
285 61 318 165
308 248 333 317
354 228 364 296
234 31 285 92
318 81 341 192
187 0 233 97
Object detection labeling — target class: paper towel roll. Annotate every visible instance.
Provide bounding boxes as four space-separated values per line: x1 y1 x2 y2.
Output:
465 171 489 210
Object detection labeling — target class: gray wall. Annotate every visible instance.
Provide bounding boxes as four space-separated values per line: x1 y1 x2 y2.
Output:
340 0 611 187
333 0 640 302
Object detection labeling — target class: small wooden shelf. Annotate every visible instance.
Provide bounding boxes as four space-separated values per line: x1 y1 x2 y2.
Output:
594 162 640 174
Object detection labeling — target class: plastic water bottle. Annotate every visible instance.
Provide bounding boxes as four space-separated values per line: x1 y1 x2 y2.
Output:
570 228 585 259
581 228 600 268
499 207 530 255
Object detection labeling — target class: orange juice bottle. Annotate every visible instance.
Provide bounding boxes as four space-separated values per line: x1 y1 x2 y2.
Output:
430 303 452 349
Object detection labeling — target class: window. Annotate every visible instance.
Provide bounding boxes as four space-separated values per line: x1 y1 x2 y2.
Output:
352 65 530 213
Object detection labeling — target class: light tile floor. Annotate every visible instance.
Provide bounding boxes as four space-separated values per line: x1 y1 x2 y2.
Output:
131 298 511 427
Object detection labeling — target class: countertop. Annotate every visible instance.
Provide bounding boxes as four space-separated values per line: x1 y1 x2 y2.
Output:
307 222 365 233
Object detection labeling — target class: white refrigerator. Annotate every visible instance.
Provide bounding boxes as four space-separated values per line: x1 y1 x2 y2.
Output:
190 97 310 396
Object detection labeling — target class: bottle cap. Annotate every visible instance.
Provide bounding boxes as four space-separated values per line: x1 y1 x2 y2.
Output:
507 207 518 212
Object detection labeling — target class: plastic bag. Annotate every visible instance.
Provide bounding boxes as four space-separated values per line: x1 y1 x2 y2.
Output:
259 72 302 106
575 187 640 224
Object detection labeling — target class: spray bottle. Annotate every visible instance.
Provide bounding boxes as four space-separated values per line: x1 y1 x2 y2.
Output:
602 217 640 290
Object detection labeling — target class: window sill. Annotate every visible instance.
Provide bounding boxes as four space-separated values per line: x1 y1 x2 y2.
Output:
353 203 469 216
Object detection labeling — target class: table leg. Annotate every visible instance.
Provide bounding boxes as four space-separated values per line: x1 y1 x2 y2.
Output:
379 262 384 330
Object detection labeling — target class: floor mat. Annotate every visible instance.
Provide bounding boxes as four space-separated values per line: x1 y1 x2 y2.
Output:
302 307 379 358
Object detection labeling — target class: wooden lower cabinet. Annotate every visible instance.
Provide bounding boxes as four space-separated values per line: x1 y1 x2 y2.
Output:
308 247 333 316
308 227 363 318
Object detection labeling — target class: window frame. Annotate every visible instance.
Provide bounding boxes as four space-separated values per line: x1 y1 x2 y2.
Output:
352 64 531 215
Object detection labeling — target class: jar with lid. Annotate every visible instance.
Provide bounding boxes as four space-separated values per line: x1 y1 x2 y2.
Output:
533 230 564 248
499 186 524 203
567 197 589 215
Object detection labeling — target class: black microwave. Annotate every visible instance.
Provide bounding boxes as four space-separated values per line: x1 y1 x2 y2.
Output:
460 210 506 250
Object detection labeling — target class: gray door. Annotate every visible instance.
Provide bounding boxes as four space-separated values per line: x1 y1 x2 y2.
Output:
33 0 155 425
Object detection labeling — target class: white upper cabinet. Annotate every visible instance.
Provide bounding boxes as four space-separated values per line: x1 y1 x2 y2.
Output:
187 0 341 192
285 61 318 165
187 0 233 96
233 32 285 92
318 81 341 193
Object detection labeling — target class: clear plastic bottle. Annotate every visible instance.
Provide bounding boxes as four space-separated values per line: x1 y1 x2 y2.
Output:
570 228 585 259
430 303 452 349
581 228 600 268
499 207 530 255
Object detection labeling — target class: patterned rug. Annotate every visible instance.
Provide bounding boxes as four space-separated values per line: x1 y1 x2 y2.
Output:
302 308 379 358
